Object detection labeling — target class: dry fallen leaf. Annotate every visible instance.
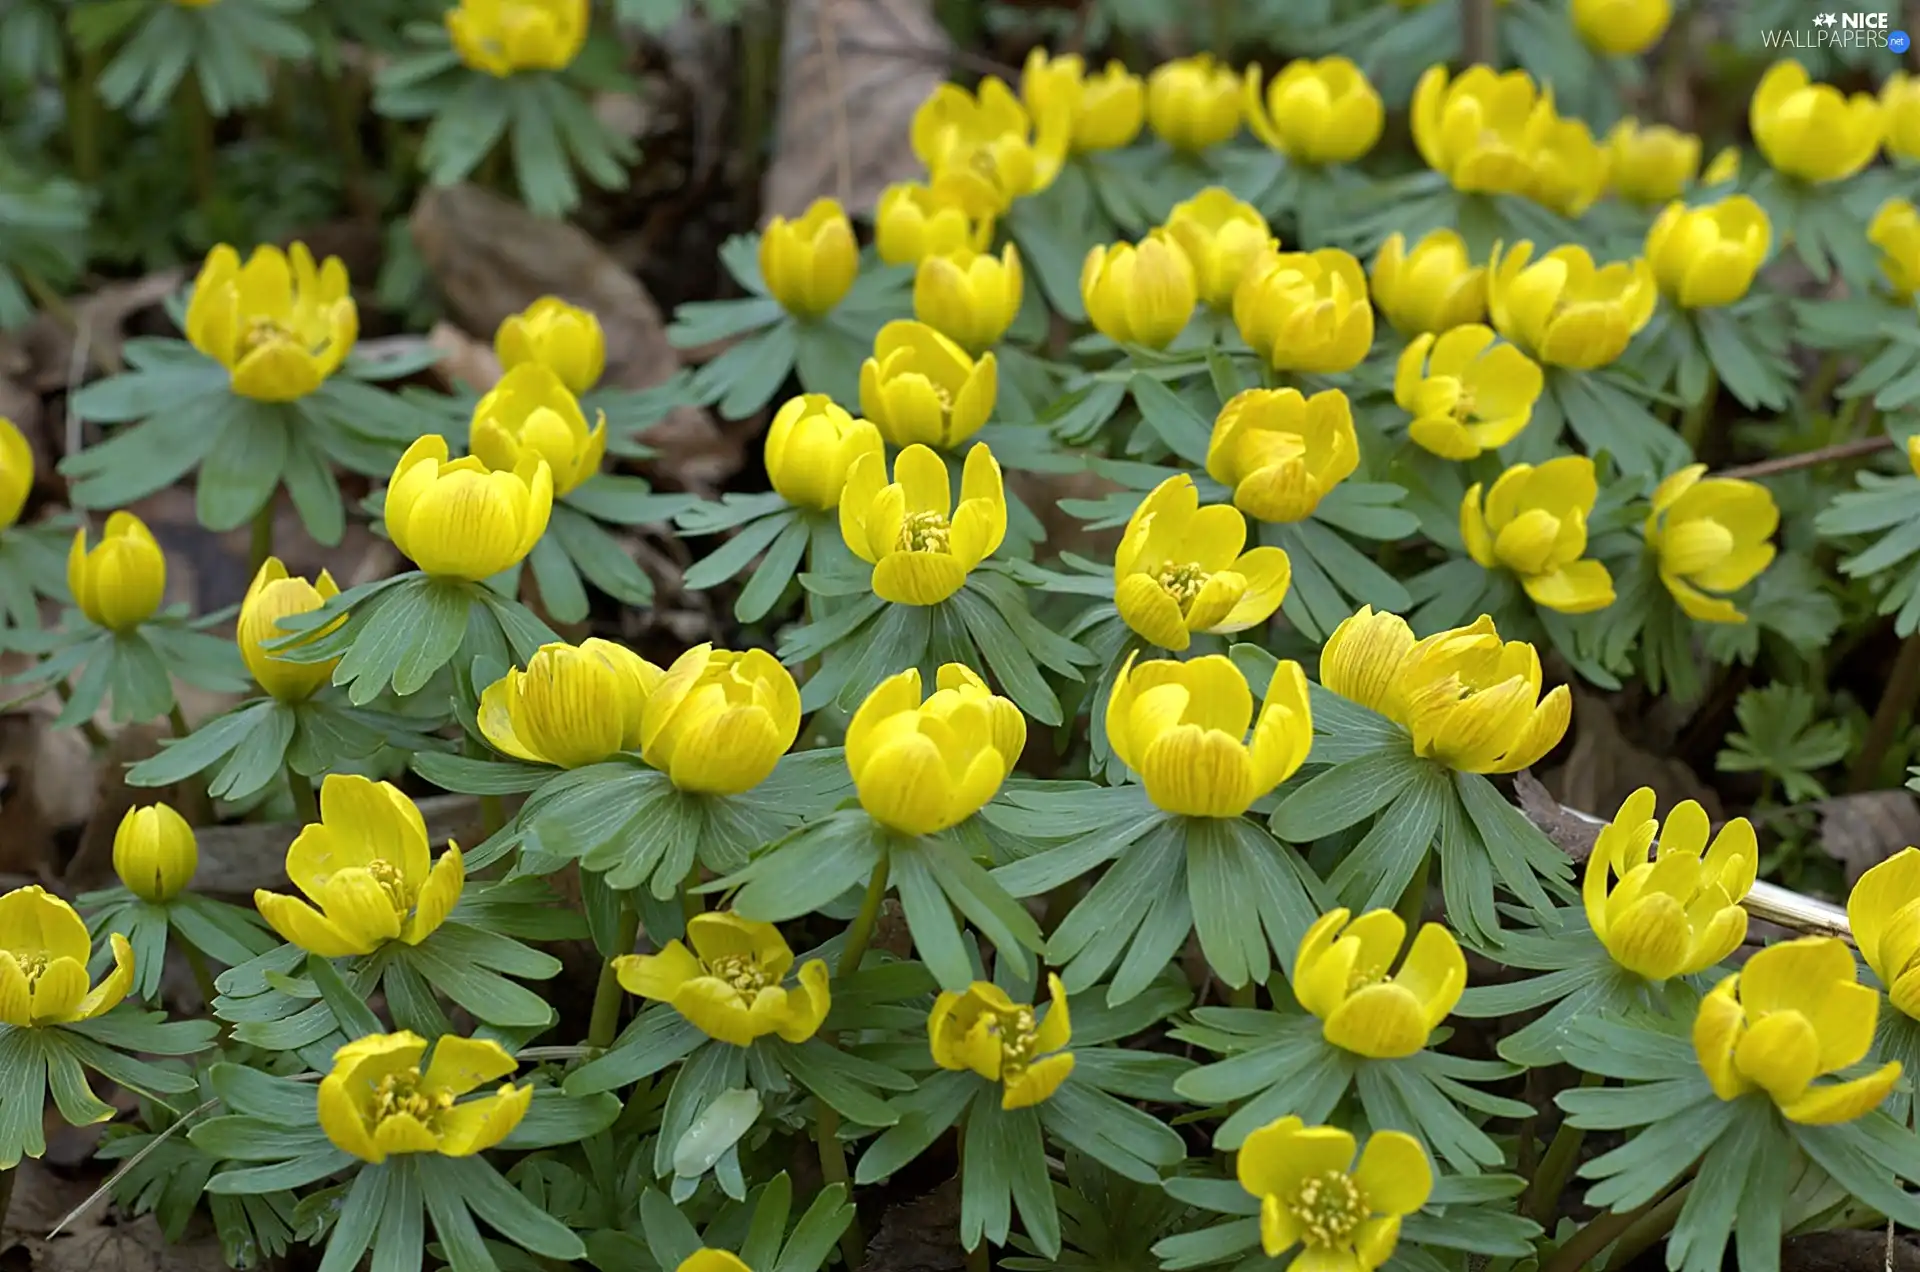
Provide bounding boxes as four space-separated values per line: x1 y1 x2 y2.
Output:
1539 690 1722 825
1817 790 1920 885
426 321 503 393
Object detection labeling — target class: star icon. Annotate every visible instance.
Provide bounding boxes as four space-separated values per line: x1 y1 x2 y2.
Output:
1814 11 1837 25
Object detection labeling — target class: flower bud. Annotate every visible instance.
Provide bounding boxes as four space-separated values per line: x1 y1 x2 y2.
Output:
494 296 605 394
875 182 991 266
1233 247 1373 375
1163 188 1271 311
1750 59 1883 185
1645 196 1772 309
1022 49 1145 153
114 803 197 903
1369 230 1486 336
1080 232 1198 349
447 0 587 76
479 639 663 768
69 511 165 632
764 395 884 511
1871 198 1920 299
469 363 607 496
760 199 859 319
0 416 32 532
1605 118 1701 205
239 557 342 701
913 244 1023 354
1146 55 1241 153
384 434 552 581
1571 0 1671 56
859 320 997 450
1242 57 1383 164
640 645 801 795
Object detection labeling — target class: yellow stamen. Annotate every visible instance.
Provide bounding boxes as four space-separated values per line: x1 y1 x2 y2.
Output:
705 953 771 996
1290 1169 1369 1249
372 1068 455 1126
900 510 952 554
367 859 417 920
1156 561 1211 610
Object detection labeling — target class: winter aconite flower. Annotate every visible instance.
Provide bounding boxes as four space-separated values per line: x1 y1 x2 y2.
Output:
1106 651 1312 819
1369 230 1487 337
1571 0 1670 56
914 245 1023 354
384 434 553 582
1461 456 1615 613
1643 464 1778 624
238 558 341 701
1584 788 1757 980
446 0 588 76
874 183 991 266
1849 849 1920 1019
469 363 607 496
847 665 1025 836
1294 908 1466 1059
1236 1116 1431 1270
1750 60 1883 185
479 639 664 768
859 320 997 451
318 1032 531 1163
1021 49 1145 153
930 974 1073 1108
1869 198 1920 299
763 395 885 512
69 511 166 632
614 912 829 1046
254 775 464 958
639 645 800 795
1163 188 1272 311
1524 114 1611 219
495 296 604 394
1320 608 1571 775
1884 73 1920 162
185 242 357 402
1146 55 1241 153
1410 65 1551 200
840 443 1006 607
912 77 1071 216
1645 197 1772 309
1233 247 1373 375
0 416 29 532
113 803 198 904
1394 325 1543 461
1487 241 1656 371
1693 936 1900 1124
1113 474 1291 651
1241 57 1382 164
1206 387 1360 523
759 199 859 320
1606 118 1701 205
1081 231 1198 349
0 886 134 1027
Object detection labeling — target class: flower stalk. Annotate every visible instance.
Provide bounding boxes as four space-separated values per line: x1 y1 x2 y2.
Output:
586 898 640 1051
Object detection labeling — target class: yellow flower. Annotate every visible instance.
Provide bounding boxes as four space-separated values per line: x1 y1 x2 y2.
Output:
317 1031 531 1164
1114 474 1291 651
113 803 198 904
764 395 885 511
677 1253 751 1272
0 416 32 531
1369 230 1486 337
1294 908 1466 1059
874 182 992 266
1644 464 1777 624
1320 608 1571 775
847 664 1024 836
759 198 858 320
1241 57 1383 164
1410 64 1552 199
1750 60 1883 185
69 511 165 632
1885 73 1920 161
614 912 829 1046
1605 118 1701 204
1206 387 1360 523
238 557 342 702
912 77 1071 217
478 639 664 768
639 645 800 795
1693 936 1900 1125
1487 241 1657 371
1232 247 1373 375
1644 197 1772 309
384 434 553 581
859 320 998 451
1583 788 1757 981
1702 145 1741 186
929 973 1073 1109
185 242 357 403
0 886 133 1028
1236 1116 1431 1270
1022 49 1145 153
469 363 607 497
1164 188 1272 311
914 244 1023 354
1870 198 1920 299
494 296 604 394
1850 848 1920 1019
1525 114 1611 218
840 443 1006 607
254 775 464 958
1394 326 1543 461
1571 0 1670 56
1461 456 1614 614
1106 651 1311 819
1081 231 1198 349
1147 55 1242 153
445 0 586 75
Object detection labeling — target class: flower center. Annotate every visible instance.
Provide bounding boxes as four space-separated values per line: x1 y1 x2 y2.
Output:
899 510 952 554
372 1068 454 1126
1156 561 1211 610
367 859 416 921
237 317 299 360
1449 381 1479 422
707 953 771 995
19 951 49 989
1290 1170 1369 1249
991 1005 1042 1085
1345 961 1385 993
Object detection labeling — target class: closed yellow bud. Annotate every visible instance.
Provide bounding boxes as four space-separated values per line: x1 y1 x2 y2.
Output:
1081 232 1198 349
113 803 198 903
0 887 133 1027
930 974 1073 1109
1461 456 1615 614
1237 1117 1430 1267
1206 387 1359 523
1411 64 1551 200
859 320 997 450
494 296 604 394
1022 49 1145 153
1294 908 1465 1058
1395 325 1543 461
384 434 552 581
1163 187 1272 311
1850 848 1920 1020
1870 198 1920 299
848 664 1024 836
1644 464 1777 624
1241 57 1383 164
1605 118 1701 205
1751 59 1883 185
1147 55 1241 153
446 0 587 76
1702 145 1741 185
764 394 885 511
1885 73 1920 161
615 912 829 1045
479 638 664 768
318 1032 530 1163
913 78 1071 217
1571 0 1670 56
1113 474 1291 652
239 557 341 701
1106 651 1311 819
1644 196 1771 309
1527 114 1611 218
69 511 165 632
184 242 357 403
1369 230 1487 336
1584 788 1756 981
1487 241 1656 371
0 416 32 532
840 443 1006 606
875 182 992 267
640 645 800 795
1233 247 1373 374
760 199 858 319
914 244 1023 354
469 363 607 496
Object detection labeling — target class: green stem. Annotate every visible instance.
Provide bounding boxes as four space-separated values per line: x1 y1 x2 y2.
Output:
586 900 640 1050
0 1164 15 1241
1393 849 1432 941
1849 631 1920 792
51 676 109 751
1540 1186 1673 1272
1227 981 1256 1008
1679 371 1720 455
1527 1072 1603 1225
64 44 102 184
288 770 318 825
838 854 892 979
965 1240 989 1272
1209 0 1234 55
178 76 217 219
813 852 893 1271
326 70 373 218
179 937 231 1045
248 501 275 578
1604 1183 1691 1270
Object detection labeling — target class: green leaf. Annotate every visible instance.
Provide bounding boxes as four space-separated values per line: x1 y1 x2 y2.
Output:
638 1189 703 1269
854 1070 975 1184
564 1010 706 1096
125 700 275 788
549 505 655 606
1327 765 1447 910
307 954 383 1039
207 1149 359 1195
772 1184 856 1272
315 1163 391 1272
438 1155 587 1259
770 1039 903 1128
197 404 293 531
0 1029 49 1167
1128 374 1212 466
948 584 1062 725
684 509 793 591
416 1153 496 1272
672 1086 761 1179
398 941 553 1030
412 751 553 795
1271 751 1424 842
526 532 589 624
